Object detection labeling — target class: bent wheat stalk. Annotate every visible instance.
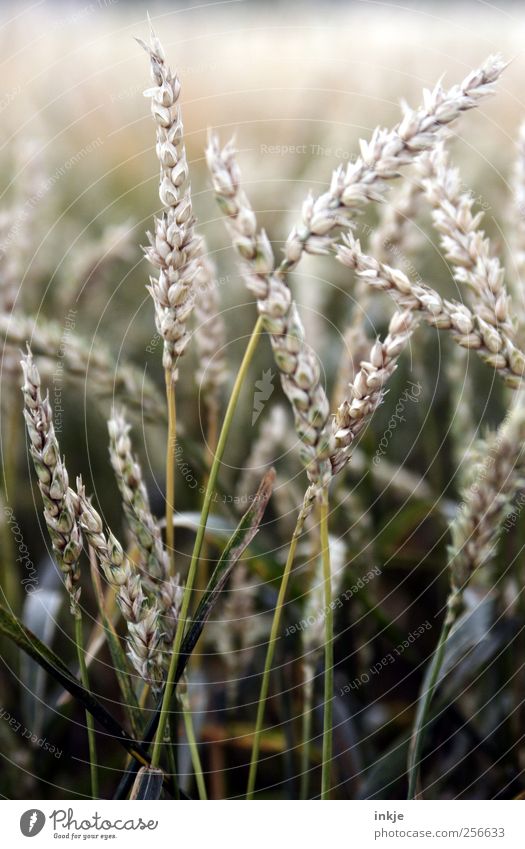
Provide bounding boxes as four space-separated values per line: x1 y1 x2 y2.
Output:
207 136 339 793
210 59 507 797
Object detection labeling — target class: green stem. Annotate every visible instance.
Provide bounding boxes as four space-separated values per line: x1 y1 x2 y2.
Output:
246 490 312 799
74 613 99 799
165 717 180 800
300 668 314 799
320 488 333 800
407 612 452 799
180 685 207 800
150 315 264 769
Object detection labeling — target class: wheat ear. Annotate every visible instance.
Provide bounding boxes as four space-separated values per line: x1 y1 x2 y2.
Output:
139 26 201 383
408 398 525 796
21 349 83 614
108 409 181 653
206 135 332 492
336 235 525 388
421 142 514 336
331 309 417 475
76 480 164 687
108 409 169 581
281 56 506 271
447 401 525 622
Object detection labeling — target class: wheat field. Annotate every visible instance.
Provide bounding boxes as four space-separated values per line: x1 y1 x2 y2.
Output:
1 0 525 803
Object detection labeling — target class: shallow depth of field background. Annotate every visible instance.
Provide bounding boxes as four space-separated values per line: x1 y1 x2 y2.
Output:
2 0 525 799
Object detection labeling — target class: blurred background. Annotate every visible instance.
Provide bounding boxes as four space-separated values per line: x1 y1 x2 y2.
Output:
1 0 525 800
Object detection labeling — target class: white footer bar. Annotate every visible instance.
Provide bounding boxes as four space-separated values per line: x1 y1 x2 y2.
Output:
4 799 524 848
